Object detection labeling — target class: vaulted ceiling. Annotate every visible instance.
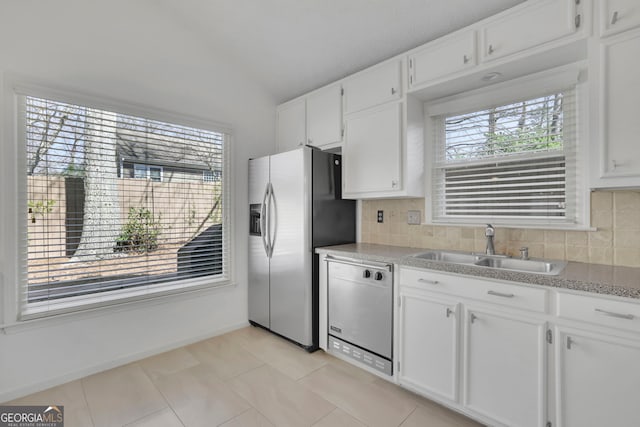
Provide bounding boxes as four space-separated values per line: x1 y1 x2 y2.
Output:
152 0 525 103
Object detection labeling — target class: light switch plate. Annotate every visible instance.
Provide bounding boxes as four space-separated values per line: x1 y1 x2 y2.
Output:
407 210 421 225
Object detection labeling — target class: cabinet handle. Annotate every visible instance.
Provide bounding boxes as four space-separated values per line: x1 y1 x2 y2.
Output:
575 14 581 29
446 308 454 318
595 308 634 320
463 54 470 64
611 10 619 25
391 87 397 95
566 336 574 350
470 313 478 324
487 290 514 298
417 278 439 285
488 44 494 55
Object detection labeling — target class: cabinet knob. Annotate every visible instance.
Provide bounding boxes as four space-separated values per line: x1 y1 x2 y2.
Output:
391 180 398 188
488 44 494 55
446 308 454 318
470 313 478 324
463 54 470 64
391 87 396 95
611 10 619 25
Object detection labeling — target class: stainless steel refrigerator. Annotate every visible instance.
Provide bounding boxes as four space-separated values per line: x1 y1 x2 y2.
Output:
248 146 355 351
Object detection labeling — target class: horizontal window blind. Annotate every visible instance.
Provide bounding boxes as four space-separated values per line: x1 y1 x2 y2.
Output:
20 95 230 318
432 89 578 223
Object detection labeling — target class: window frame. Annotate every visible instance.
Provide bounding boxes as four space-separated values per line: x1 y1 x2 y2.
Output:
1 76 235 324
134 163 164 182
424 64 591 230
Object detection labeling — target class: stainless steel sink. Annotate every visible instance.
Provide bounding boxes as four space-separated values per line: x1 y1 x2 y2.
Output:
473 257 566 275
411 250 566 276
412 250 481 264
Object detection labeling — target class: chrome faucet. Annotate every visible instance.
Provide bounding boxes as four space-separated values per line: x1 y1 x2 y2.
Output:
485 224 495 255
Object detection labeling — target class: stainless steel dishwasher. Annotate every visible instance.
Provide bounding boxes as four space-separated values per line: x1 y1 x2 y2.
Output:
326 255 393 375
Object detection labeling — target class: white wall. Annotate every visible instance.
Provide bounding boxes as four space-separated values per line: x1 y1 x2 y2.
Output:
0 0 276 401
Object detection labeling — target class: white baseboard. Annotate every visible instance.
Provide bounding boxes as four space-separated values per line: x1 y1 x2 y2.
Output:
0 321 249 403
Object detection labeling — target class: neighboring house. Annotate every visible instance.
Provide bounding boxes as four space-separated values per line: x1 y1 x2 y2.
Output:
116 128 221 183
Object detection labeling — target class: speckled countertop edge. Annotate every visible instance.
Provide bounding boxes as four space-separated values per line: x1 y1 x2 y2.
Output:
317 243 640 300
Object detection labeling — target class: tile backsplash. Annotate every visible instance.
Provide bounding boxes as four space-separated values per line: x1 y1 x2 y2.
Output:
360 190 640 268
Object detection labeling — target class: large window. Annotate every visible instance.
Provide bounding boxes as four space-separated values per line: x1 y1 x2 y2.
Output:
21 94 230 319
429 83 582 227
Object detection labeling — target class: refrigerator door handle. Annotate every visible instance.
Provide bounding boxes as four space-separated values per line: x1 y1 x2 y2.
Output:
261 182 270 257
268 182 278 258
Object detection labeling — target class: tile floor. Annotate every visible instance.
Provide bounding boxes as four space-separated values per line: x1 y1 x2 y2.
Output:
6 326 483 427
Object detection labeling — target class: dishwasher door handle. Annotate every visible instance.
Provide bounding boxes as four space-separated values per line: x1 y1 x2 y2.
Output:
324 255 393 272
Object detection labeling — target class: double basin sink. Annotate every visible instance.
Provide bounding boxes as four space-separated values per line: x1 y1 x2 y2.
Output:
412 250 566 276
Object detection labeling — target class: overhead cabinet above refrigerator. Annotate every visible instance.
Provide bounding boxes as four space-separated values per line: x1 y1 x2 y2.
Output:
248 147 355 350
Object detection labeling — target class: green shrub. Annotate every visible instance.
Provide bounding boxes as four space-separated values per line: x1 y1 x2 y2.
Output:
115 207 161 253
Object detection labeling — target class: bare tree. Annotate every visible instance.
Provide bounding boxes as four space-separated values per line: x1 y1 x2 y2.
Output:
72 109 121 260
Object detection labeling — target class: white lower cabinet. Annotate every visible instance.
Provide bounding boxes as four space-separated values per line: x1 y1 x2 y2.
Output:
398 290 459 403
395 266 640 427
463 308 547 427
555 327 640 427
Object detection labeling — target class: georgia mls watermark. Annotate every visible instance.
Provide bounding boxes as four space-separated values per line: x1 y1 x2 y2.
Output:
0 406 64 427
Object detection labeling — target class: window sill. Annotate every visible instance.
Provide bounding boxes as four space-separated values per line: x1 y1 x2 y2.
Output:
1 279 236 335
426 220 596 232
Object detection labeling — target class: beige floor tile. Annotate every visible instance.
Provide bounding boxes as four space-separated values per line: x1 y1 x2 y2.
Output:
239 333 328 380
316 353 379 384
299 364 416 427
312 408 367 427
186 335 264 380
7 380 94 427
139 347 200 381
400 403 484 427
153 364 250 427
82 363 167 427
228 365 335 427
219 408 275 427
125 408 184 427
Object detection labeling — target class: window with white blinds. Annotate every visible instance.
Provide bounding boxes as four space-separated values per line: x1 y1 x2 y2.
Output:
20 95 230 319
431 89 579 225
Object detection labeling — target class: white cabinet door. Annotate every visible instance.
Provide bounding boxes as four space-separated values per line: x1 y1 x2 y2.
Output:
597 29 640 183
276 98 306 152
463 308 546 427
343 60 402 115
306 84 342 149
555 328 640 427
409 30 476 89
481 0 577 62
398 291 459 403
601 0 640 36
342 102 401 196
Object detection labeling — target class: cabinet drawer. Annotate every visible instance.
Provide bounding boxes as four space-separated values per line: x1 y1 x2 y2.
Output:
343 60 402 115
409 30 476 88
399 267 548 313
557 292 640 332
601 0 640 36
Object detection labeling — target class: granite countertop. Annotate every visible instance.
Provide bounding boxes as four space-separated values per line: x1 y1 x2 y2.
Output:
317 243 640 300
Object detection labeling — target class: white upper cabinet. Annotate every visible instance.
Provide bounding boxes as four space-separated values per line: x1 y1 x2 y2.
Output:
343 102 402 195
601 0 640 36
306 84 343 149
409 30 477 89
276 98 306 152
343 60 402 115
592 28 640 187
481 0 578 62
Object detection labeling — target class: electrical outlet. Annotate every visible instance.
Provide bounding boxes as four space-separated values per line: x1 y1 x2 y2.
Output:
407 210 421 225
377 210 384 223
